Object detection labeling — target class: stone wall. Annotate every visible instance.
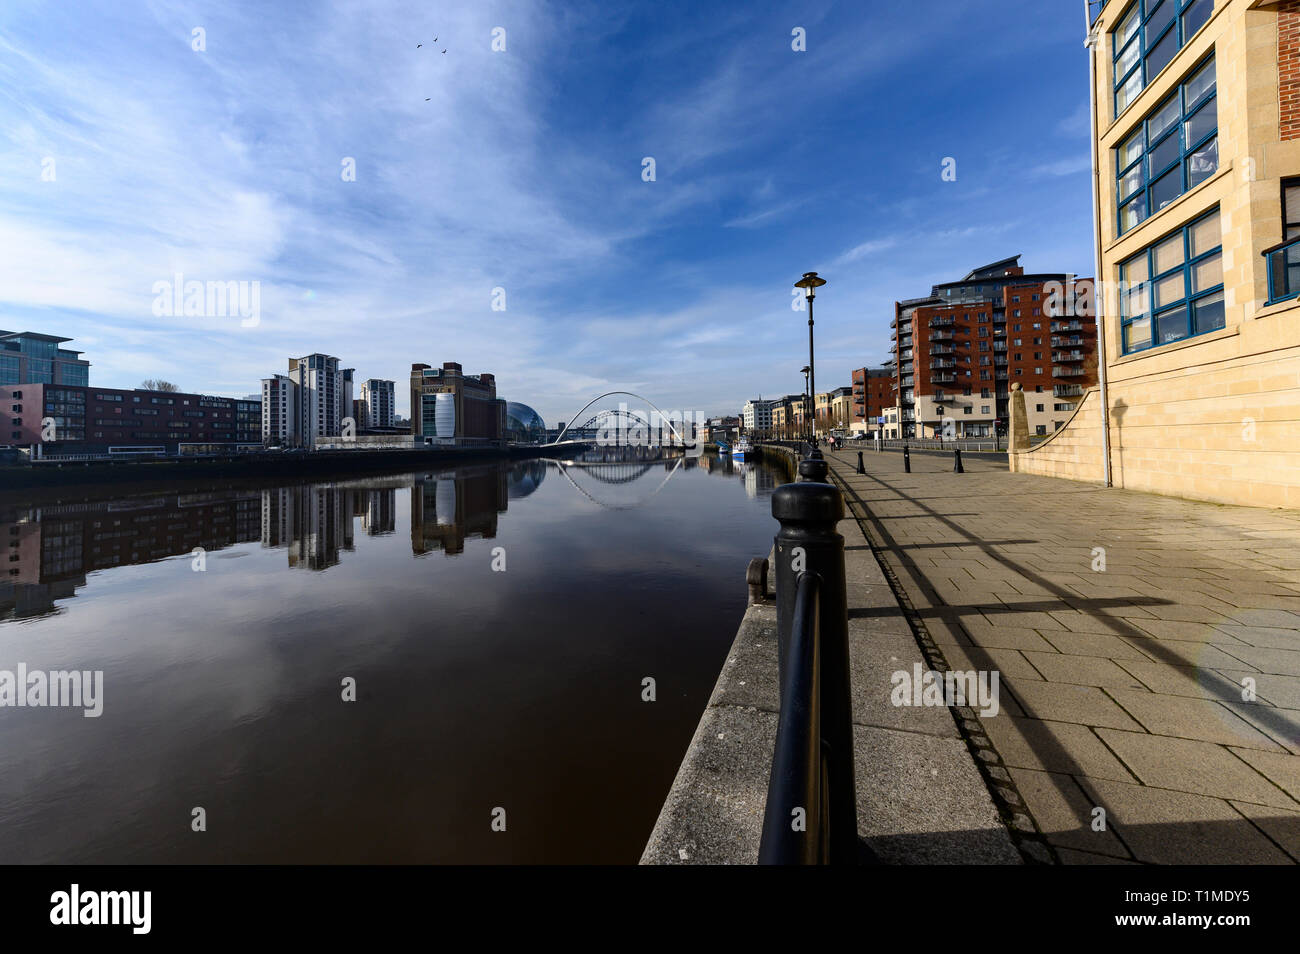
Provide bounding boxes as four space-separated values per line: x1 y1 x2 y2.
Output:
1008 387 1108 485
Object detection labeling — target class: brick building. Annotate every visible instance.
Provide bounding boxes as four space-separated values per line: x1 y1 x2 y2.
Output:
890 257 1097 439
409 362 506 446
3 384 260 456
850 366 893 434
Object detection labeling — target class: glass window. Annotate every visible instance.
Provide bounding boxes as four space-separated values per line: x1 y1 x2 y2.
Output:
1120 208 1223 354
1186 138 1218 188
1156 306 1189 344
1189 209 1220 255
1182 0 1212 39
1115 56 1216 234
1145 27 1178 78
1192 252 1222 292
1283 178 1300 241
1151 166 1183 212
1154 233 1185 273
1194 291 1225 333
1112 1 1213 115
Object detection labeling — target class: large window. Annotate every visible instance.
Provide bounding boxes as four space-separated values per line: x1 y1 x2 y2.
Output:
1116 57 1216 235
1112 0 1214 115
1119 208 1224 354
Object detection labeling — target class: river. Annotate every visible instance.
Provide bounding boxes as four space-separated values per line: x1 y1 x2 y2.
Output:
0 451 790 863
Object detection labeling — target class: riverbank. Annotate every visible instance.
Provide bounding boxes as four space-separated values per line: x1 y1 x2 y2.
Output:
0 442 588 497
640 444 1021 864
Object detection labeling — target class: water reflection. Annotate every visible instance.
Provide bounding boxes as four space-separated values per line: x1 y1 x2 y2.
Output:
0 453 790 862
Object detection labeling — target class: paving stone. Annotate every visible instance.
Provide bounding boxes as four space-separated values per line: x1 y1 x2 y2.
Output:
1006 768 1130 858
1078 777 1293 864
1097 730 1298 809
1040 630 1153 660
1212 624 1300 650
1228 747 1300 806
1010 682 1144 731
981 717 1135 782
1228 801 1300 862
1216 645 1300 677
1104 689 1283 750
1022 652 1148 690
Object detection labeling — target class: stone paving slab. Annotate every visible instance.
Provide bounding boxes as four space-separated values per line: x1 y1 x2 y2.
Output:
825 446 1300 864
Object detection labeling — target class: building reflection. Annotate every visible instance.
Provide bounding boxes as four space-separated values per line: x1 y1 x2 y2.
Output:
0 492 262 619
410 466 508 556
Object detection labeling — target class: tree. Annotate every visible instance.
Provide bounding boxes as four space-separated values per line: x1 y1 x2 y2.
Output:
140 379 180 392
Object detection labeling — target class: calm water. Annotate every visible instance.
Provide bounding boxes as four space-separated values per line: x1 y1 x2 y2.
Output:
0 451 789 863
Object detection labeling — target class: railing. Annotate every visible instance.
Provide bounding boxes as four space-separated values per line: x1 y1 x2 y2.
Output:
1054 385 1084 397
760 450 861 864
1053 367 1086 377
1264 236 1300 304
1052 351 1086 362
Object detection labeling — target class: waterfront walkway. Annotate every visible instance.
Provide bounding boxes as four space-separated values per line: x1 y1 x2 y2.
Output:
824 445 1300 863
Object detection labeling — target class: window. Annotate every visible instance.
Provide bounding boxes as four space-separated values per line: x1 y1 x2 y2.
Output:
981 389 990 398
981 405 991 414
1112 0 1214 116
1036 404 1045 412
1117 57 1217 235
1278 178 1300 242
1036 425 1047 436
1120 207 1223 354
964 407 972 415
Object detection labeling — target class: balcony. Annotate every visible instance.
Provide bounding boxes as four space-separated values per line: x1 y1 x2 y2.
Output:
993 356 1007 366
1053 351 1086 362
930 345 954 355
1265 236 1300 304
900 349 914 360
931 373 956 384
1054 385 1084 397
929 359 955 370
929 316 956 328
1053 367 1086 378
1051 320 1084 332
992 342 1007 352
1050 336 1083 348
930 329 954 341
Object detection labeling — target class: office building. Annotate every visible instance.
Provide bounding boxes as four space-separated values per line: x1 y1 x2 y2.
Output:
1014 0 1300 507
0 331 90 387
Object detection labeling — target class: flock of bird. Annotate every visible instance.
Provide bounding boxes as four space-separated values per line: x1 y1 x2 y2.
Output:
419 37 445 100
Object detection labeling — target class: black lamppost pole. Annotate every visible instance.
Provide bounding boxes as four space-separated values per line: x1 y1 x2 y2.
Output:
794 272 826 454
800 365 810 445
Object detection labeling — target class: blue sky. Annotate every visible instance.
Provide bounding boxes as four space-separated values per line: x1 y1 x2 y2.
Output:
0 0 1096 423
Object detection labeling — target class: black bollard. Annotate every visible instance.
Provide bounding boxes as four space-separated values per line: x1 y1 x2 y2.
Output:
856 450 865 475
954 448 964 473
768 476 856 865
903 444 911 473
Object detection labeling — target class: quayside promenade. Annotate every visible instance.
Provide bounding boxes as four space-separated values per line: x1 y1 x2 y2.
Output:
823 445 1300 864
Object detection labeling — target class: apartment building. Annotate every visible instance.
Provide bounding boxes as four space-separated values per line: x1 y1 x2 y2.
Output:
741 398 775 437
851 366 893 434
890 258 1098 439
409 362 506 445
360 378 396 429
1013 0 1300 507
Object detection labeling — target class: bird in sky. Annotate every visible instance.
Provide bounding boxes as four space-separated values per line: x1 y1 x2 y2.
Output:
416 43 421 47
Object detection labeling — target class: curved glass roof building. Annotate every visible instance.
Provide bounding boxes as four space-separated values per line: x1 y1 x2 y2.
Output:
504 401 546 445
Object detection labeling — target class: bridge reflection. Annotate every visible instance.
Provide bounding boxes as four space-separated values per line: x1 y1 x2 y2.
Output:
0 453 779 618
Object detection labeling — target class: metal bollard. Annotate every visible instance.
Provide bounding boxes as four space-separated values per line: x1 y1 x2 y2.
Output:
953 448 964 473
856 450 865 475
903 444 911 473
770 475 857 864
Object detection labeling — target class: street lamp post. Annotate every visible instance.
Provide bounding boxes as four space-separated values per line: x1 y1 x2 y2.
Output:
800 365 810 446
794 272 826 455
